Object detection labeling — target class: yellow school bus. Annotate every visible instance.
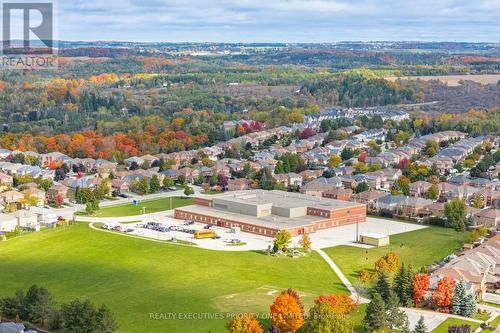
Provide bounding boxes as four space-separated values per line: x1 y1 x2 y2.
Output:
194 230 216 239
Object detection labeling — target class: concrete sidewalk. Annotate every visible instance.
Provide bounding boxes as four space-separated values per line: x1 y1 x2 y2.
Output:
314 248 369 303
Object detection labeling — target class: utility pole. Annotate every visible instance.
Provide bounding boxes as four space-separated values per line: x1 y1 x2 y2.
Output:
355 216 359 243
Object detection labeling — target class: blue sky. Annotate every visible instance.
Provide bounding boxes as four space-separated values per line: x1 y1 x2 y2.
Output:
55 0 500 42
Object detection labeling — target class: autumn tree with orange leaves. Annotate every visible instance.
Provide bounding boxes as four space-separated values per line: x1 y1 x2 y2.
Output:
413 273 430 306
314 294 358 315
270 289 304 332
433 276 456 312
226 314 263 333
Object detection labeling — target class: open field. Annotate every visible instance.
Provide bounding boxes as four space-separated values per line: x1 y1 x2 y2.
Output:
431 317 480 333
324 226 469 284
77 197 194 217
0 223 347 332
386 74 500 86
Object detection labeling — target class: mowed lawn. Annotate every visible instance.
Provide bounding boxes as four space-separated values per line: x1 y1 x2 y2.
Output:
324 226 469 284
80 196 194 217
0 224 347 333
431 318 480 333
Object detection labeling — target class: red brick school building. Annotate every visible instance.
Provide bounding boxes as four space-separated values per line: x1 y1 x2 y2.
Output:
174 190 366 237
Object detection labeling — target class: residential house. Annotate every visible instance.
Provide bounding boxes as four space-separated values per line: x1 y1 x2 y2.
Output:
473 208 500 228
352 190 389 209
423 202 445 218
22 187 46 206
438 182 480 202
227 178 253 191
288 173 303 187
124 156 145 168
333 166 354 176
39 152 71 168
374 194 407 213
401 197 433 217
448 175 470 186
409 181 433 198
47 184 68 203
272 173 289 187
301 177 343 197
0 190 23 208
323 188 353 201
141 154 159 166
111 179 130 194
178 167 200 183
0 148 12 159
10 210 38 230
0 172 14 186
476 188 500 208
0 213 17 232
432 235 500 299
299 169 323 182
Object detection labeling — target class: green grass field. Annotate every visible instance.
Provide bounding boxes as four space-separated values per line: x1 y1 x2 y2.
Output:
431 317 480 333
324 226 469 284
0 223 347 332
78 196 194 217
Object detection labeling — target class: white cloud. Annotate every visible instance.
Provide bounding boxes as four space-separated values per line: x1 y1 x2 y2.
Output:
55 0 500 42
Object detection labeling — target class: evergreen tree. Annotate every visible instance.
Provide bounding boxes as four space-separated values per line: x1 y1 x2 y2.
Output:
364 292 387 332
462 294 476 318
149 175 161 193
386 290 407 331
274 161 285 174
413 315 427 333
394 263 408 306
158 158 166 172
260 172 269 190
451 280 466 315
401 318 411 333
372 271 391 300
395 263 414 306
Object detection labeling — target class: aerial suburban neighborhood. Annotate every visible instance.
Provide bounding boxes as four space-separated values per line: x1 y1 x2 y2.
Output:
1 1 500 333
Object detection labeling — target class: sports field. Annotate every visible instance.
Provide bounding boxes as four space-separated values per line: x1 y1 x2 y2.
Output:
0 223 346 332
77 196 194 217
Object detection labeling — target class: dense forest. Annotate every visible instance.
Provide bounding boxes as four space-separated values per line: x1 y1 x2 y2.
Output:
0 43 499 159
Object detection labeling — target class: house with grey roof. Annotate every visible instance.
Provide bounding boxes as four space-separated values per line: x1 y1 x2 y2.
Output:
374 194 406 213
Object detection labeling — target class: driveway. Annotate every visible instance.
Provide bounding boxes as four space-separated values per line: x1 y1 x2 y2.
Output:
485 293 500 305
402 308 482 331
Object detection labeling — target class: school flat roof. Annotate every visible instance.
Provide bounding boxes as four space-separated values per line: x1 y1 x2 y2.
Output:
206 190 364 210
176 204 326 230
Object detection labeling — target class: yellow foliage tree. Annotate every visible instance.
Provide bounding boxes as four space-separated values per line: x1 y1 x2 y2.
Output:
328 155 342 168
226 314 263 333
374 252 400 273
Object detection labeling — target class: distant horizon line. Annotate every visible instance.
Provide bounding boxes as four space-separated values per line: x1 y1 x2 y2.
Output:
57 40 500 44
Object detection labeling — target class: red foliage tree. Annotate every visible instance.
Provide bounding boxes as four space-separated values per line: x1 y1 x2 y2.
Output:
397 157 410 170
300 128 315 139
433 276 456 312
358 150 368 162
413 273 430 306
54 194 64 207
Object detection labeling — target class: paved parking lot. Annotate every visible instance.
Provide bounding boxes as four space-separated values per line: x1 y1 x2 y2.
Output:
116 215 272 251
108 215 426 251
306 216 427 249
